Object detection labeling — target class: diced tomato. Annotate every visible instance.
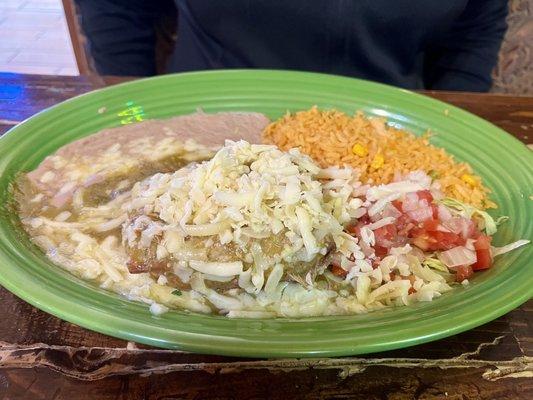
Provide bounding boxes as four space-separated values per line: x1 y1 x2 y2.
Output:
373 224 398 256
330 263 348 278
346 214 371 236
347 222 365 237
409 227 425 239
392 234 410 248
396 213 413 232
422 219 440 231
358 214 371 225
433 231 466 249
374 224 397 245
473 249 491 270
397 225 413 238
472 234 492 270
374 245 389 258
474 234 491 250
408 287 417 295
375 224 408 248
470 228 482 240
431 204 439 219
455 265 474 282
410 227 465 251
396 212 411 225
392 199 403 212
416 190 434 203
410 231 435 251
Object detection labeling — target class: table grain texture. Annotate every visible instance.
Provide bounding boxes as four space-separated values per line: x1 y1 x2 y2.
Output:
0 73 531 400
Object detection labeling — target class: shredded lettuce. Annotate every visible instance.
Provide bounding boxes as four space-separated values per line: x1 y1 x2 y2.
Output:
422 258 455 283
438 197 498 235
492 240 530 257
495 216 509 226
422 257 449 273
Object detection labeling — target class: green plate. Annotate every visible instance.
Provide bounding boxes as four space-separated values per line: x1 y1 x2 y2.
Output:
0 70 531 357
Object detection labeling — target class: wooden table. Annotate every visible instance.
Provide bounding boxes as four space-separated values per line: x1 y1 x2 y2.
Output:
0 73 531 400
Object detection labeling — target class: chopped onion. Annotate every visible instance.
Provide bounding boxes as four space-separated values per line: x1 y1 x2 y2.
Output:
437 204 453 221
442 217 472 238
404 171 432 188
407 206 433 222
402 192 420 212
438 246 477 267
382 203 402 219
464 238 476 251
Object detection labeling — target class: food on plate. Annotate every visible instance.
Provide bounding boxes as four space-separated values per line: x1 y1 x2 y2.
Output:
26 111 269 208
14 110 529 318
263 107 494 209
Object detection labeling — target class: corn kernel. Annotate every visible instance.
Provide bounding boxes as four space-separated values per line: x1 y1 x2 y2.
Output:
351 143 368 157
371 153 384 169
461 174 477 186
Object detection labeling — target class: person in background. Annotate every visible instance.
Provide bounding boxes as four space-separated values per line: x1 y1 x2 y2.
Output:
74 0 508 92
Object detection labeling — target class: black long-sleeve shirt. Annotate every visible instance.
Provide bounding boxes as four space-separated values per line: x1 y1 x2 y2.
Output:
75 0 508 91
